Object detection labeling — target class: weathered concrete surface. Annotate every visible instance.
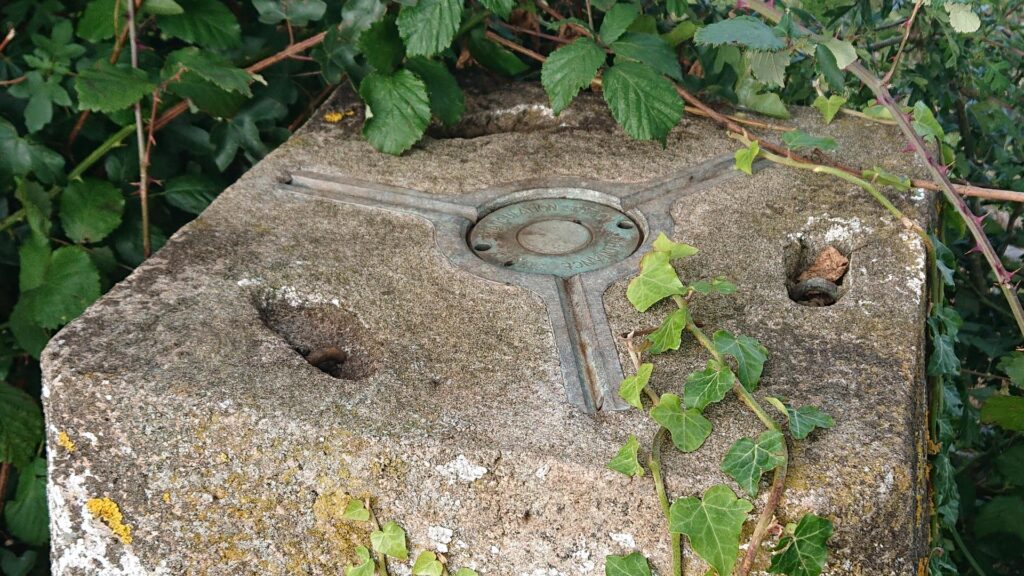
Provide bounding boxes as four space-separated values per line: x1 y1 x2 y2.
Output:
42 81 932 575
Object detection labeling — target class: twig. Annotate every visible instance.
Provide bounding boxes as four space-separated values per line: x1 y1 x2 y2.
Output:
0 26 15 54
881 0 924 86
125 0 151 257
0 76 26 87
484 30 547 62
0 462 10 517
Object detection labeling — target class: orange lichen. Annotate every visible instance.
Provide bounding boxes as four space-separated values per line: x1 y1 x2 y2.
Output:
323 109 356 123
86 497 133 544
57 431 75 452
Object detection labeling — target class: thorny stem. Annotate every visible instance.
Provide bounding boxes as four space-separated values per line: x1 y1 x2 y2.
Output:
881 0 924 86
125 0 151 257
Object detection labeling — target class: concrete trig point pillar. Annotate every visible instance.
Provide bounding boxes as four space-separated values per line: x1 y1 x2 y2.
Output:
42 82 932 575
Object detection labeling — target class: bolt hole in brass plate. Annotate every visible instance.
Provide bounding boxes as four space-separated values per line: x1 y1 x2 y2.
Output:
468 198 642 277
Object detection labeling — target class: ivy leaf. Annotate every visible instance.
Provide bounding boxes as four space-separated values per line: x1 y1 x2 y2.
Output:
163 174 219 215
479 0 514 19
814 44 845 92
370 521 409 559
253 0 327 26
0 549 37 576
747 50 789 88
396 0 463 58
736 77 789 119
684 360 734 411
651 232 698 259
786 405 834 440
343 499 370 521
405 56 465 126
811 95 846 124
60 179 125 244
604 552 652 576
669 485 753 576
603 61 683 143
159 0 241 49
412 551 444 576
997 353 1024 390
721 430 785 497
619 363 653 409
650 393 712 453
781 130 837 152
769 513 833 576
689 278 736 294
358 15 406 74
17 246 101 329
611 33 683 81
607 434 644 477
468 27 529 76
359 70 431 155
944 3 980 34
862 166 911 192
600 3 641 44
694 16 785 51
164 48 255 96
713 330 768 391
75 62 156 113
648 306 689 355
928 333 960 376
0 382 43 469
626 251 684 312
734 140 759 175
821 38 857 69
3 457 49 546
454 570 478 576
541 37 607 114
980 396 1024 432
345 545 375 576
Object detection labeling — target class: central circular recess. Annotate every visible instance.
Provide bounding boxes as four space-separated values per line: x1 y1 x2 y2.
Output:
517 219 593 255
468 197 642 277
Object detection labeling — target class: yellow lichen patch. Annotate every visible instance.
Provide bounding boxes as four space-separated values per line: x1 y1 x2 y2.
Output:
323 109 356 123
86 497 133 544
162 492 171 504
57 431 76 452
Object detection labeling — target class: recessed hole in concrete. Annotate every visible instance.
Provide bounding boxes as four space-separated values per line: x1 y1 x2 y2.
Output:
785 242 851 307
474 242 492 252
257 296 380 380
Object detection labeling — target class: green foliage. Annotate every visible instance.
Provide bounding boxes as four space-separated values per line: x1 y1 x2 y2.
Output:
734 140 759 175
669 484 753 576
359 70 432 155
412 551 445 576
683 360 733 411
783 405 835 440
626 251 684 312
370 521 409 559
3 458 48 547
343 499 370 521
619 362 652 408
541 38 607 115
768 514 833 576
650 393 712 453
345 545 376 576
0 383 43 469
694 16 785 52
721 430 785 497
607 434 644 477
603 61 684 143
604 552 651 576
647 306 689 355
712 330 768 391
781 130 837 153
396 0 462 57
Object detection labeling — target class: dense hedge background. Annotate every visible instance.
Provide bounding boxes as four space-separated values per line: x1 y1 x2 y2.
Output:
1 1 1021 575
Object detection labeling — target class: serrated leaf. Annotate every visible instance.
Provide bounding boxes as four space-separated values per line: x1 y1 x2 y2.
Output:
405 57 465 126
786 405 834 440
19 235 50 292
603 61 683 143
669 485 752 576
627 251 684 312
650 393 712 453
370 521 408 559
713 330 768 391
822 38 857 69
619 363 653 409
159 0 241 49
684 360 734 411
0 120 65 184
734 140 759 175
340 0 387 43
814 44 845 92
651 232 698 259
695 16 785 51
345 545 375 576
413 551 444 576
721 430 785 497
3 458 48 546
812 95 846 124
163 174 219 215
611 33 683 81
479 0 514 18
747 50 789 88
253 0 327 26
0 382 43 469
769 513 833 576
648 306 689 355
75 62 155 113
60 179 125 244
604 552 652 576
9 300 50 359
998 353 1024 390
862 166 911 192
165 48 254 96
607 434 644 477
541 37 607 114
18 246 101 329
468 27 529 76
315 27 367 85
343 499 370 521
781 129 837 152
944 3 980 34
15 180 52 239
980 396 1024 432
600 3 641 44
736 77 789 119
397 0 463 57
78 0 124 42
359 15 405 74
359 70 431 155
143 0 184 15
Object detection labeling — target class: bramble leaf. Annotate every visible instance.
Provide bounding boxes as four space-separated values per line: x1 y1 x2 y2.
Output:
734 140 759 175
814 44 845 91
650 393 712 453
651 232 698 260
648 306 689 355
78 0 124 42
669 485 752 576
627 251 684 312
694 16 785 51
370 521 408 559
406 57 465 126
736 77 789 119
479 0 514 19
343 499 370 521
0 382 43 469
604 552 652 576
786 405 834 440
60 179 124 244
611 33 683 81
358 15 405 74
684 360 734 411
359 70 431 155
164 48 255 96
75 62 156 113
944 3 980 34
541 38 607 114
163 175 219 215
345 546 375 576
412 551 444 576
18 246 101 329
822 38 857 69
159 0 241 49
397 0 463 57
143 0 184 15
713 330 768 391
619 363 653 409
781 130 837 152
600 3 641 44
747 50 789 88
769 513 833 576
3 458 48 546
998 353 1024 390
721 430 785 497
980 396 1024 432
607 434 644 477
603 61 684 143
468 28 529 76
253 0 327 26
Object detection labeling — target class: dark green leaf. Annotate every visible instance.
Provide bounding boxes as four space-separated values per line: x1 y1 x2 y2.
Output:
610 33 683 81
604 552 652 576
164 48 255 96
998 352 1024 390
143 0 184 15
159 0 241 49
541 37 607 114
78 0 123 42
75 62 156 113
0 120 65 183
996 446 1024 486
341 0 387 43
359 15 406 74
18 246 101 329
713 330 768 390
684 360 734 411
15 180 52 239
603 61 683 143
814 44 845 91
163 175 220 214
650 393 712 452
253 0 327 26
396 0 463 57
9 301 50 359
0 382 43 469
607 434 644 477
599 3 641 44
694 16 785 51
721 430 785 497
769 513 833 576
669 485 752 576
59 179 125 244
975 496 1024 541
0 549 38 576
315 27 367 85
359 70 431 155
479 0 514 19
980 396 1024 432
405 57 465 126
467 28 529 76
786 405 834 440
3 457 49 546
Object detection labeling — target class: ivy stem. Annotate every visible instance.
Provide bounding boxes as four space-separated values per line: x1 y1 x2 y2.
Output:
365 497 391 576
649 428 683 576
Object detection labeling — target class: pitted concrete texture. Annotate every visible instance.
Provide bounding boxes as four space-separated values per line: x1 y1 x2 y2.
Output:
42 80 932 575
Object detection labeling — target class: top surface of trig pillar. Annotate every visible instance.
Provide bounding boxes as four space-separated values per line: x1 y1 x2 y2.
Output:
42 80 932 575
